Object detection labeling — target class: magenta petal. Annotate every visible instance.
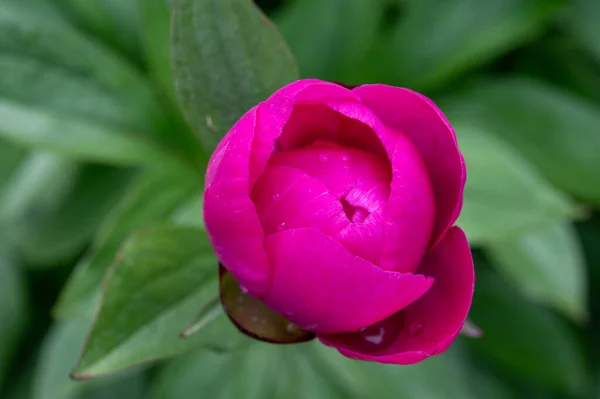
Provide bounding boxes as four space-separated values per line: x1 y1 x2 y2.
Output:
353 85 466 246
249 80 360 187
319 227 474 364
251 164 349 237
219 265 315 344
323 101 435 273
205 80 361 295
263 228 434 335
204 109 271 295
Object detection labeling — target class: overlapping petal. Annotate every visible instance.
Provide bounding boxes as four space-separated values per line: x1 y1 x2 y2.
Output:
262 228 434 335
319 227 474 364
205 80 362 295
353 85 466 246
324 101 435 273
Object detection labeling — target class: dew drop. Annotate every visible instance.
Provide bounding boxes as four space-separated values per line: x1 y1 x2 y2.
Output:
277 222 286 231
272 193 280 201
341 154 350 162
319 153 328 162
407 321 422 336
359 325 385 345
239 285 249 294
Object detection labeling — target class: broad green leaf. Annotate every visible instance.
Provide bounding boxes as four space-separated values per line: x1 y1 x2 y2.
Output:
0 0 195 167
452 123 577 243
381 0 564 90
564 0 600 63
139 0 201 162
172 0 299 150
311 343 480 399
150 343 337 399
140 0 175 100
32 319 146 399
0 99 174 166
0 0 159 129
275 0 382 83
0 154 133 266
151 341 479 399
55 0 143 61
0 153 79 224
443 78 600 205
0 54 154 132
487 222 587 322
0 139 26 188
71 226 238 378
515 39 600 104
0 249 28 388
55 168 203 318
467 270 587 394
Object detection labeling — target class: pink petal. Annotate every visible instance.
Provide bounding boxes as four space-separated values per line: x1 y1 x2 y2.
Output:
250 80 360 187
353 85 466 246
251 164 349 237
263 228 434 335
204 80 362 295
319 227 474 364
265 144 392 265
324 102 435 273
204 109 270 295
269 144 391 206
334 208 384 265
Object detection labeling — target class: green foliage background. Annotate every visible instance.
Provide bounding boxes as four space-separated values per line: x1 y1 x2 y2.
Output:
1 0 600 398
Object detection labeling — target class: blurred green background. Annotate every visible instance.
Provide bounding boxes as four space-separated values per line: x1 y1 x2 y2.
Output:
1 0 600 398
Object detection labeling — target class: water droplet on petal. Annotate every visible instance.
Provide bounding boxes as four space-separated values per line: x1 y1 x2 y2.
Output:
408 321 422 336
359 325 385 345
272 193 280 201
239 285 249 294
341 154 350 162
277 222 286 231
319 154 328 162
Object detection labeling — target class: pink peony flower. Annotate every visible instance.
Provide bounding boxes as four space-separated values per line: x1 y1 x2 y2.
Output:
203 79 474 364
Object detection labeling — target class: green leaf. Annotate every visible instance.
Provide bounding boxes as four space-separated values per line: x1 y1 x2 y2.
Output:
0 154 133 266
150 341 481 399
140 0 175 100
452 123 578 243
171 0 299 150
71 226 240 378
55 0 143 61
442 78 600 205
382 0 565 90
55 168 203 319
467 270 587 394
0 0 193 167
0 139 26 188
275 0 382 83
487 222 587 322
0 99 175 166
150 343 344 399
563 0 600 63
0 249 28 387
32 319 147 399
0 0 159 128
310 342 480 399
515 39 600 104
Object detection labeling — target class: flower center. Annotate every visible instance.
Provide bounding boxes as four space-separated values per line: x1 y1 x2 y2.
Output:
340 197 369 223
